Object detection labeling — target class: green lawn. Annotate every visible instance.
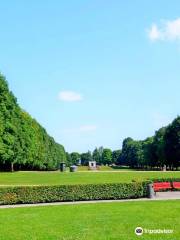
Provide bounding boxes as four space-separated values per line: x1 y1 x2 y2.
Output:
0 171 180 186
0 200 179 240
77 165 135 171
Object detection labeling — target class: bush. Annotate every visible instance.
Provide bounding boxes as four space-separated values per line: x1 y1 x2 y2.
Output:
0 178 179 205
151 178 180 183
0 182 145 205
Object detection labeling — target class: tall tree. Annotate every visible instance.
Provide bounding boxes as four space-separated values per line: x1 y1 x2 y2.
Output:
81 151 92 165
0 73 66 171
120 137 134 166
164 116 180 169
92 148 101 164
102 148 112 165
70 152 80 165
152 128 166 169
112 150 121 165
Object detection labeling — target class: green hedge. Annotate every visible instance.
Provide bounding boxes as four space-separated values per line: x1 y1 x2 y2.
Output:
151 178 180 183
0 182 145 205
0 178 179 205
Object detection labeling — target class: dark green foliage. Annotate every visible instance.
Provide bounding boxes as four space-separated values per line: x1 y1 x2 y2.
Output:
120 118 180 169
67 116 180 169
151 178 180 183
0 73 66 171
102 148 112 165
0 182 145 205
152 127 167 168
112 150 121 165
70 152 80 165
66 152 72 166
164 116 180 169
142 137 155 167
120 138 144 168
66 116 180 169
92 148 101 164
92 146 104 165
80 151 92 165
120 138 133 165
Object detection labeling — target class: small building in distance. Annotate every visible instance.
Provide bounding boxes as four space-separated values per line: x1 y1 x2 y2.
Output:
88 161 97 170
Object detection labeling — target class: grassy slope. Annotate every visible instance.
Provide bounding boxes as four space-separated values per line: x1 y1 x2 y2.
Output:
0 200 179 240
0 171 180 185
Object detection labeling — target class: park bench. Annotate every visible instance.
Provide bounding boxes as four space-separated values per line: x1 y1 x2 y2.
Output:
172 182 180 189
153 181 180 192
148 181 180 198
153 182 172 192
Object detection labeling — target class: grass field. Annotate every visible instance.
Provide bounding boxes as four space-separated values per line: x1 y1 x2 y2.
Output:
0 171 180 186
77 165 135 171
0 200 179 240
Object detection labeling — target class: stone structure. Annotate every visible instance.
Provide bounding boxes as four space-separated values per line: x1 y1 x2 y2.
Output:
88 161 97 170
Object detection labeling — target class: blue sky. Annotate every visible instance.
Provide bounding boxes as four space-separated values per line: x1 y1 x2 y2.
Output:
0 0 180 153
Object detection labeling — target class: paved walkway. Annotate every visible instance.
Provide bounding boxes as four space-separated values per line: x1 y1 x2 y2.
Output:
0 192 179 209
155 191 180 199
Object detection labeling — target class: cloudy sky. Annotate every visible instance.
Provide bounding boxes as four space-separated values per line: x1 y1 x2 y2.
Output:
0 1 179 152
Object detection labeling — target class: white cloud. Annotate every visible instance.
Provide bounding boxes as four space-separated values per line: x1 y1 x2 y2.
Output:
148 18 180 41
148 24 162 41
58 91 83 102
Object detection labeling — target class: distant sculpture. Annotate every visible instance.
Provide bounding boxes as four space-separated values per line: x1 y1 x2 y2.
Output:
163 165 167 171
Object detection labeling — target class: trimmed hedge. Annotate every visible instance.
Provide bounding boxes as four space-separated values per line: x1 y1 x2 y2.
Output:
151 178 180 183
0 182 145 205
0 178 179 205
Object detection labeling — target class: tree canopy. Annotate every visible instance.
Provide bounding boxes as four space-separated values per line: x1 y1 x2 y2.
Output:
1 73 179 171
66 117 180 170
0 73 66 171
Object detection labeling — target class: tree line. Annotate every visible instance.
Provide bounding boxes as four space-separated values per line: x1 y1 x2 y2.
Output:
1 73 179 171
66 148 121 166
0 73 66 171
67 116 180 170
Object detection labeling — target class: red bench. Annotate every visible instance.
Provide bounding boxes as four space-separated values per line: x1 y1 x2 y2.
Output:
172 182 180 189
153 182 172 192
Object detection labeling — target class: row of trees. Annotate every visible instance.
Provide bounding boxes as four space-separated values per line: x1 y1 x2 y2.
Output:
0 73 66 171
120 117 180 170
67 116 180 170
66 148 121 166
1 73 179 171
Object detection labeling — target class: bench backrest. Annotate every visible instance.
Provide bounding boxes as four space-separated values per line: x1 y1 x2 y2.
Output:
153 182 172 190
172 182 180 189
153 181 180 191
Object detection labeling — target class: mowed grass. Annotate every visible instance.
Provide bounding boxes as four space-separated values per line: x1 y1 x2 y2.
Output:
0 200 179 240
77 165 135 171
0 171 180 186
